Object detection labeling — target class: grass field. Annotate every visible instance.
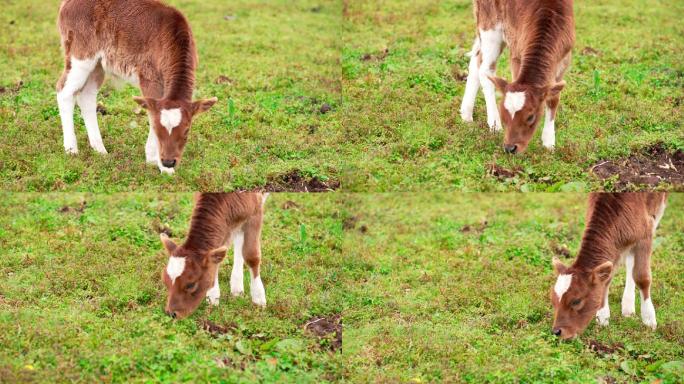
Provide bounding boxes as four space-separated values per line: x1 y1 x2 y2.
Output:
341 0 684 191
0 0 342 192
343 193 684 382
0 193 349 382
2 1 682 192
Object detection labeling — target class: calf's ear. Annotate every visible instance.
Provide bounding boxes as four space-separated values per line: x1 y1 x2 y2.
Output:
133 96 158 111
192 97 218 116
591 261 613 284
552 257 567 275
208 246 227 264
488 76 509 94
160 233 177 254
547 81 566 98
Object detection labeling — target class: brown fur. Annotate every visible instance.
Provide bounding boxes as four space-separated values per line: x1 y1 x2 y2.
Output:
473 0 575 153
161 193 267 319
550 193 667 339
57 0 216 166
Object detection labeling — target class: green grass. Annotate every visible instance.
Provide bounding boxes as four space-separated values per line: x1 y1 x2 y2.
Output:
0 193 350 382
0 0 342 191
341 0 684 191
343 193 684 382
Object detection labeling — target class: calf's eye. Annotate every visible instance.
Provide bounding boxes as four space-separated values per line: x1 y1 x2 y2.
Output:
526 114 536 125
570 299 581 306
185 282 198 292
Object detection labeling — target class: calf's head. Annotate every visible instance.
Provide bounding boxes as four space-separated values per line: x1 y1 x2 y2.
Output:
159 233 226 319
133 97 217 173
549 257 613 339
490 78 565 154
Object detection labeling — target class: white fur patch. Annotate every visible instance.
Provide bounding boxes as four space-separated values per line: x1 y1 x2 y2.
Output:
640 296 657 330
166 256 186 285
554 274 573 300
160 108 182 134
504 91 526 118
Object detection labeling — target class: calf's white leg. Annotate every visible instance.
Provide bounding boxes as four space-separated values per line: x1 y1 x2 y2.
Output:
621 251 636 317
477 24 504 131
596 287 610 326
76 72 107 154
145 116 159 164
640 292 657 330
541 107 556 149
250 270 266 308
206 269 220 305
460 37 481 123
230 229 245 296
57 56 99 154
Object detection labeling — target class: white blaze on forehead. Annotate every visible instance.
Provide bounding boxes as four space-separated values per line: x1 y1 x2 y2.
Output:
554 274 573 300
503 91 526 118
160 108 182 134
166 256 186 285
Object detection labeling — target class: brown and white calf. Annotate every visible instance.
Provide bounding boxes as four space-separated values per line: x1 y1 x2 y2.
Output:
460 0 575 153
550 193 667 340
160 193 268 319
57 0 217 174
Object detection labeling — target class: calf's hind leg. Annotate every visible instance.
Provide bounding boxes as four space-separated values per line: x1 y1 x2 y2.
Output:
243 215 266 307
460 37 481 122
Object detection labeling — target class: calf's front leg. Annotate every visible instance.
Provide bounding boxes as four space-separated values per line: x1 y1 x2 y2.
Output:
230 229 245 296
633 240 656 330
243 216 266 307
57 56 99 154
477 25 504 131
76 64 107 154
206 269 220 305
596 284 611 326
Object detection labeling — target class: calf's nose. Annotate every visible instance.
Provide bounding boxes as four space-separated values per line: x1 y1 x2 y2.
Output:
503 144 518 154
161 159 177 168
165 309 177 319
552 328 562 337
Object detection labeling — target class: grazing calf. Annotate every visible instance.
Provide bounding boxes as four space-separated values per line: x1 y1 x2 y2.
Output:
460 0 575 153
161 193 268 319
56 0 217 174
550 193 667 340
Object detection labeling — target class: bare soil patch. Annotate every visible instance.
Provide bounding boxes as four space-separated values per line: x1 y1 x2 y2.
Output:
58 200 87 214
264 170 340 192
487 163 522 181
591 144 684 190
588 339 624 356
460 220 488 234
200 320 237 337
304 314 342 352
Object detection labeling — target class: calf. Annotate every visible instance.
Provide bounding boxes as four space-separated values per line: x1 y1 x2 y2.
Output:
550 193 667 340
56 0 217 174
160 193 268 319
460 0 575 153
